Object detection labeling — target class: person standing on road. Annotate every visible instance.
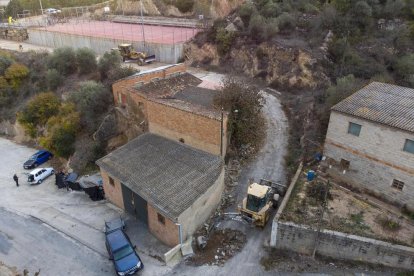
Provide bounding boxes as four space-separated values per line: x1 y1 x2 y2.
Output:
13 174 19 187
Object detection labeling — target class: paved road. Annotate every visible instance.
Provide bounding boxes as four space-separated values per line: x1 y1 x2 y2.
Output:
0 207 114 276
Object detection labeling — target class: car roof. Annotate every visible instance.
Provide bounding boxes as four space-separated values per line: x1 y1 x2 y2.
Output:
106 230 129 251
30 168 51 174
34 150 48 156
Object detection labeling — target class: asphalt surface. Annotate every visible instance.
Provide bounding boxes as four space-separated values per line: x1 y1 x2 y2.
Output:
0 207 113 275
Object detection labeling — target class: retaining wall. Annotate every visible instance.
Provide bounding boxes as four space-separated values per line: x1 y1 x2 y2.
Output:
27 28 184 63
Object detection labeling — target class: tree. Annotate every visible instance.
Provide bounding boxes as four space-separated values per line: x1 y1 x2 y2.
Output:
48 47 77 76
75 48 97 75
393 54 414 87
0 56 13 75
17 92 60 137
214 77 265 153
215 28 236 56
325 74 364 106
98 50 121 80
5 0 23 18
4 63 29 89
46 69 63 91
39 103 80 158
239 2 257 26
69 81 112 132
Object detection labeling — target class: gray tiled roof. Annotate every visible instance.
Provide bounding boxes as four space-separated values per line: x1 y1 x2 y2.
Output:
96 134 223 220
332 82 414 133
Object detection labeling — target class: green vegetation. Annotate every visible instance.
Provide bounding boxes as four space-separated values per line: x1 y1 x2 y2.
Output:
214 77 265 158
163 0 195 13
0 47 135 171
377 216 402 231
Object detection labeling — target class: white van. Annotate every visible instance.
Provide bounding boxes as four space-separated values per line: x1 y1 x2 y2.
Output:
27 168 54 184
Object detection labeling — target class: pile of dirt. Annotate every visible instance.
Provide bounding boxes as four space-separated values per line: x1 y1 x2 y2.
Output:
187 229 246 266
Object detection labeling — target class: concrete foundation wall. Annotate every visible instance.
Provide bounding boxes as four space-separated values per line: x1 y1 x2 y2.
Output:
178 167 225 241
147 204 179 247
27 29 184 63
273 221 414 270
324 111 414 209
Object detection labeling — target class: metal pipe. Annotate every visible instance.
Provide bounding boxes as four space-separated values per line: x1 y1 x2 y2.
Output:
176 223 183 245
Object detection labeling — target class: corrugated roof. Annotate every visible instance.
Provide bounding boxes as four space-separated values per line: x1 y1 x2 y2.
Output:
332 82 414 133
96 133 223 220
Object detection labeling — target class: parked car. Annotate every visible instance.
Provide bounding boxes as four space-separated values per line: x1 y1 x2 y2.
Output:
27 168 54 184
45 8 61 14
105 218 143 275
23 150 53 169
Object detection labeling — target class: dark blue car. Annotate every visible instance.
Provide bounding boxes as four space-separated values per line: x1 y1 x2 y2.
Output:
23 150 53 169
105 219 143 275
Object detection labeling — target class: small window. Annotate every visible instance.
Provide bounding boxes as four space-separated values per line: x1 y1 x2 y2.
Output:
340 159 350 170
179 138 185 143
403 139 414 154
109 176 114 186
348 122 362 136
391 179 404 191
157 213 165 225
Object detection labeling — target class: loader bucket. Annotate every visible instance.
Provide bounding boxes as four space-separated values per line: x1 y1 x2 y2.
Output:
144 55 156 63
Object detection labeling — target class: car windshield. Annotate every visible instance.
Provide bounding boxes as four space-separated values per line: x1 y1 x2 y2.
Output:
29 155 37 160
28 175 34 182
113 245 133 261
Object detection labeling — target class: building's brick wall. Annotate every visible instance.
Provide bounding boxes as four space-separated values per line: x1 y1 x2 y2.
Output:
324 111 414 209
147 204 179 247
100 169 124 210
147 101 223 155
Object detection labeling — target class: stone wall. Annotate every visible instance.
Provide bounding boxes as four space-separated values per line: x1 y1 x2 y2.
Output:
273 221 414 270
324 111 414 209
0 26 28 41
178 167 225 241
147 204 179 247
100 168 124 209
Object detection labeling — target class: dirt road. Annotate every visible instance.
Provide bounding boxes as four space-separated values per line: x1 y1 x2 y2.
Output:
169 91 289 275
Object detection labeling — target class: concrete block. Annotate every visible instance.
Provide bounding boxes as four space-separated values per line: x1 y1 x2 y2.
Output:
181 238 194 256
163 243 182 267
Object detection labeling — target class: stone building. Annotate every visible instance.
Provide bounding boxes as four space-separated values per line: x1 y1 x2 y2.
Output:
98 64 228 246
97 133 224 247
112 63 228 156
324 82 414 210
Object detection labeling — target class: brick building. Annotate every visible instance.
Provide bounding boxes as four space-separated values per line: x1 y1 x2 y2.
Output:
324 82 414 210
112 63 228 156
97 64 228 246
97 133 224 247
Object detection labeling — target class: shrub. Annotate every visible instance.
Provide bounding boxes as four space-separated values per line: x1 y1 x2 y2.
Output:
239 2 257 26
174 0 194 13
215 28 236 56
69 81 112 132
75 48 97 75
249 13 268 41
277 12 296 32
377 215 401 231
17 92 60 137
4 63 29 89
0 56 13 75
98 50 122 80
48 47 77 76
393 54 414 87
106 66 138 83
46 69 63 91
306 182 332 203
39 103 80 158
383 0 406 18
325 74 363 106
260 1 282 18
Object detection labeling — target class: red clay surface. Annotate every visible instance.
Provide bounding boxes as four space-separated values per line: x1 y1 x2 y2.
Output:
41 20 199 44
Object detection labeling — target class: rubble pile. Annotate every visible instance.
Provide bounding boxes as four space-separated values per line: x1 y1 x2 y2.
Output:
187 229 246 266
0 27 28 42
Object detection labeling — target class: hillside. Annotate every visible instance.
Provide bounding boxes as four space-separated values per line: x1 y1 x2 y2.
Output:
185 0 414 172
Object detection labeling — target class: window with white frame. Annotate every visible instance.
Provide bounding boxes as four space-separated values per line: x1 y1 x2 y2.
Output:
348 122 362 136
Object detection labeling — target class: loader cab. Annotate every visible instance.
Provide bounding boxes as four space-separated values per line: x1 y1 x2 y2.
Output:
246 183 272 212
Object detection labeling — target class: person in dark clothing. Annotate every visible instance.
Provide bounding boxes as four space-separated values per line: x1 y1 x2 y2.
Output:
13 174 19 187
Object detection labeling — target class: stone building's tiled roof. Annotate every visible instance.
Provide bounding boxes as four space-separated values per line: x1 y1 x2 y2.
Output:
96 133 223 220
135 72 202 97
332 82 414 133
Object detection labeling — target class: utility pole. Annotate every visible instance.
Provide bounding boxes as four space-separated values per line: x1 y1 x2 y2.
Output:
39 0 44 15
140 0 146 47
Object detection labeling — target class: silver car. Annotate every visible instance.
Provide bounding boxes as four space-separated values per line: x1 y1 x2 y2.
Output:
27 168 54 184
